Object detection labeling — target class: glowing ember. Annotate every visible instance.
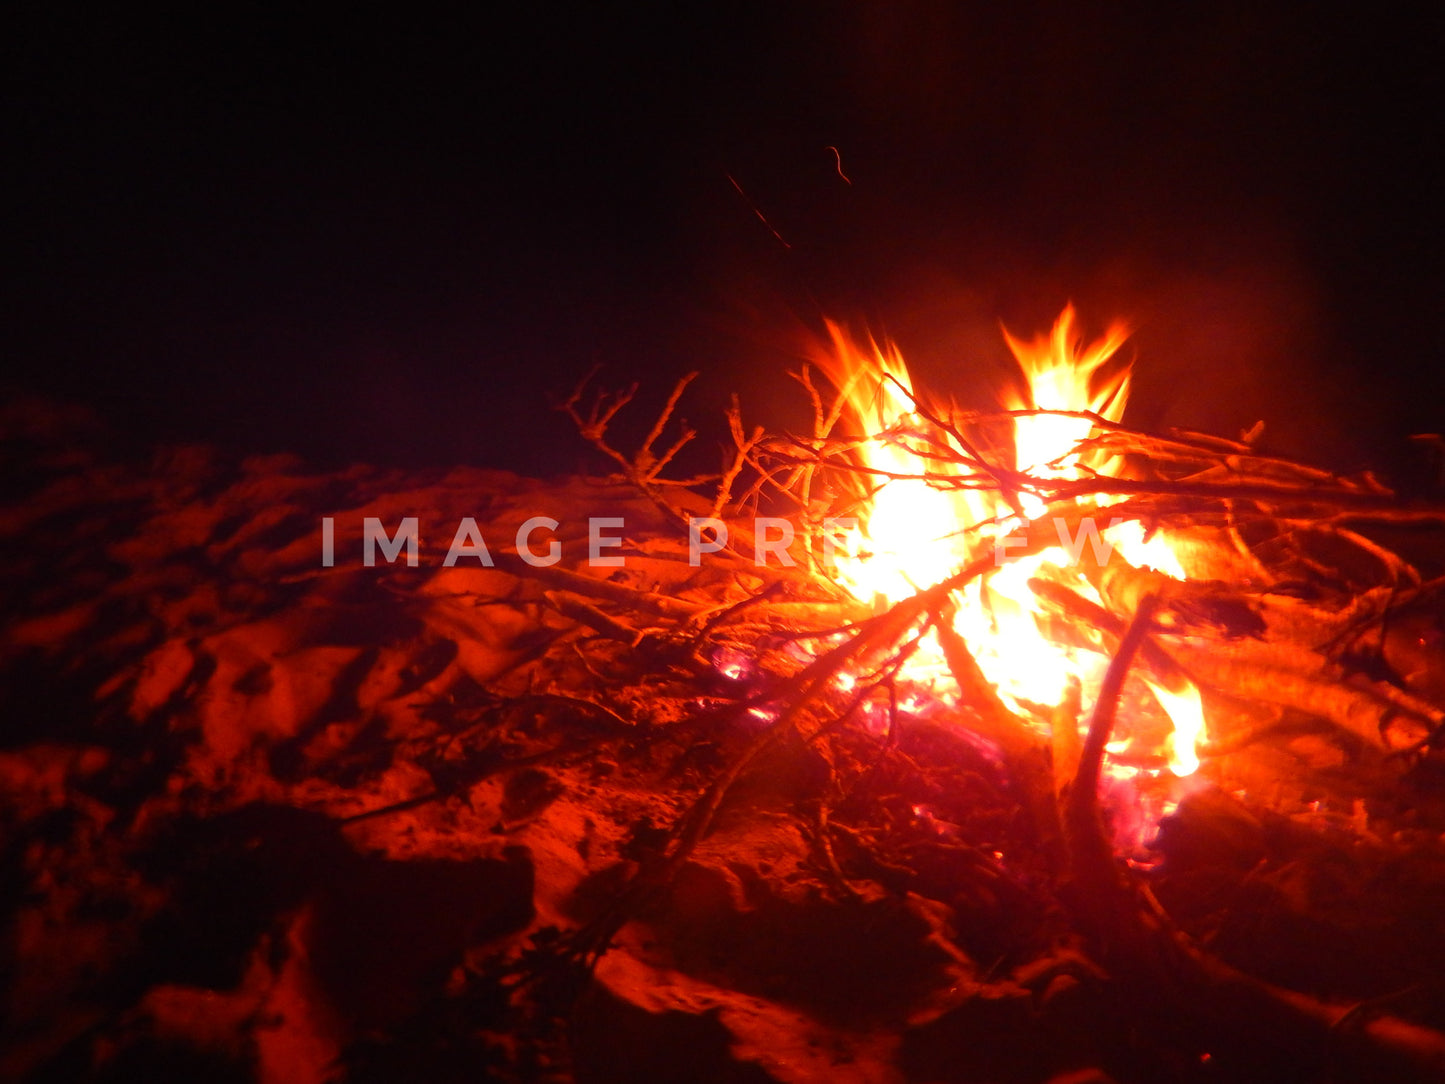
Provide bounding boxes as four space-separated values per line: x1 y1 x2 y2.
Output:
817 306 1208 777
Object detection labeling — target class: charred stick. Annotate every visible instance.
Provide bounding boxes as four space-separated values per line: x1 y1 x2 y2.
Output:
1167 638 1441 749
492 552 700 618
340 726 628 826
683 580 788 658
1029 576 1193 688
791 362 827 437
799 631 925 753
709 396 763 519
1042 571 1438 750
542 590 642 643
1069 592 1160 819
558 366 636 449
637 371 698 474
813 801 861 901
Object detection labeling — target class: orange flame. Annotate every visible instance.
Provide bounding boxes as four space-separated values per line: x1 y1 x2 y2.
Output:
1003 304 1130 481
818 306 1207 777
818 320 971 604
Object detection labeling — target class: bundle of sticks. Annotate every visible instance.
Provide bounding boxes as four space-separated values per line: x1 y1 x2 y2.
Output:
546 365 1445 1080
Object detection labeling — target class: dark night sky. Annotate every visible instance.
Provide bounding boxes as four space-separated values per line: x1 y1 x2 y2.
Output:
5 5 1444 479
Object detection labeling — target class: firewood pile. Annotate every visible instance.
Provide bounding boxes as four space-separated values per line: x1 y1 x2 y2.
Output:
2 351 1445 1084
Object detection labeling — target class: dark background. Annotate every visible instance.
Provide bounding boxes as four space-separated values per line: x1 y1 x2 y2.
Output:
5 5 1443 479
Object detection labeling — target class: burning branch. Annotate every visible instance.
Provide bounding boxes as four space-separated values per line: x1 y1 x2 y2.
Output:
1069 592 1161 811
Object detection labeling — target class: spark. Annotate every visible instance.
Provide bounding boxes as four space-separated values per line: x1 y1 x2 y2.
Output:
725 172 791 249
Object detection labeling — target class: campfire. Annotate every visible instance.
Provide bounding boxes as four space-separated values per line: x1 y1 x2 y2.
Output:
554 304 1445 1079
813 306 1206 782
3 306 1445 1082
